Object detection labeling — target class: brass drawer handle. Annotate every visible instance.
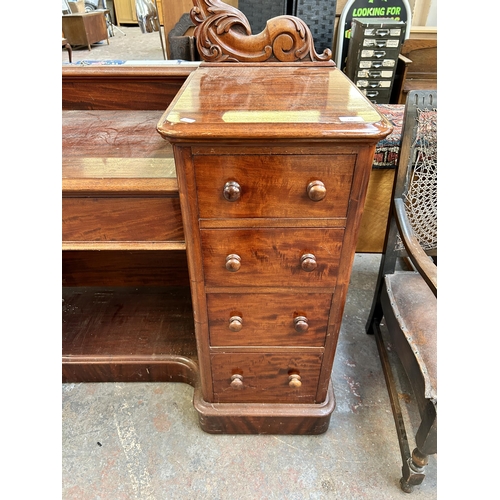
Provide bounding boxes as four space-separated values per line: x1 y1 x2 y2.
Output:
225 254 241 272
288 374 302 388
294 316 309 333
307 180 326 201
300 253 317 272
230 374 244 389
223 181 241 201
229 315 243 332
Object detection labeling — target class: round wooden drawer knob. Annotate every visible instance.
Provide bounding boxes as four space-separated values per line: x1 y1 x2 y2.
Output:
307 180 326 201
223 181 241 202
225 254 241 272
289 374 302 388
229 316 243 332
230 374 244 389
300 253 317 272
294 316 309 333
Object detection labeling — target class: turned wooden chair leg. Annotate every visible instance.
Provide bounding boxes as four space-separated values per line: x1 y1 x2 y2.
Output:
62 38 73 63
400 401 437 493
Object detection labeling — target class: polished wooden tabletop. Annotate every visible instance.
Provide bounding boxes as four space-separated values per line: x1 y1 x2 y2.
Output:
157 63 393 143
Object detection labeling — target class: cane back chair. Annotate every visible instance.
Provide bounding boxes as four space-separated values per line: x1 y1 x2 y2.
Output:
366 90 437 492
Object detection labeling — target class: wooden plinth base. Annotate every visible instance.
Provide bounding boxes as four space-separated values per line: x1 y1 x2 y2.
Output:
193 384 335 435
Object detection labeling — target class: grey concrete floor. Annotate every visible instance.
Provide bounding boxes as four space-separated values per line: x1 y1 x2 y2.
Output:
62 254 437 499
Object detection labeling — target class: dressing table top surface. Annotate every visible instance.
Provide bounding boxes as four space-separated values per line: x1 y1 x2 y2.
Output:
157 63 393 143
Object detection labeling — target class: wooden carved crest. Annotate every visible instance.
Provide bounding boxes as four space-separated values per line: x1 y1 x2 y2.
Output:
190 0 334 63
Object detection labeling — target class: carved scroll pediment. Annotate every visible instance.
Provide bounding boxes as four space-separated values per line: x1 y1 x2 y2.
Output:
190 0 334 63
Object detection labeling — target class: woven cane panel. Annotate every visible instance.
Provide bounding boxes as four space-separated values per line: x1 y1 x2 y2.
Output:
238 0 287 33
294 0 337 54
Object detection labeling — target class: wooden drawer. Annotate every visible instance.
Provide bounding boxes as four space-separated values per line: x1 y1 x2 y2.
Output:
62 197 183 242
201 228 344 288
210 351 323 403
193 154 355 219
207 293 331 347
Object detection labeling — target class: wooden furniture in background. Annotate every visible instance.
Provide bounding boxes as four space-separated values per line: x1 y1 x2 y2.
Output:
160 0 238 58
391 29 437 104
366 90 437 492
113 0 137 24
114 0 163 25
62 10 109 50
356 168 395 252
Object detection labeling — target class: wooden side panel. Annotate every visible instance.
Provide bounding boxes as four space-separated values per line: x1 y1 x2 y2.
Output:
62 67 196 110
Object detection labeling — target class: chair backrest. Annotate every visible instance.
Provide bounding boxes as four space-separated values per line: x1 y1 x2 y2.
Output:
382 90 437 295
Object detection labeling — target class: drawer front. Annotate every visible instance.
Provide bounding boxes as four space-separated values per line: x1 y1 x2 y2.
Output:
201 228 344 288
207 293 332 347
362 38 400 49
359 89 392 100
358 58 397 69
62 197 184 242
355 79 392 89
211 352 323 403
356 69 394 80
361 27 404 38
360 49 398 59
194 154 355 219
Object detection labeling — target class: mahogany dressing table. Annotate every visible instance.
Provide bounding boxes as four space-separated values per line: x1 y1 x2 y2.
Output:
62 0 392 434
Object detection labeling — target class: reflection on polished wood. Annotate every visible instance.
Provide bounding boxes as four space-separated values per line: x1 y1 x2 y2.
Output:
159 64 386 141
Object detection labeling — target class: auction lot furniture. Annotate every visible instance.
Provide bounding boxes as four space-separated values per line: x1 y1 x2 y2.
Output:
62 10 109 50
392 33 437 104
62 0 398 434
61 62 403 430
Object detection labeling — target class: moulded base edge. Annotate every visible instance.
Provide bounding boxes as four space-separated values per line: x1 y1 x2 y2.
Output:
193 383 335 435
